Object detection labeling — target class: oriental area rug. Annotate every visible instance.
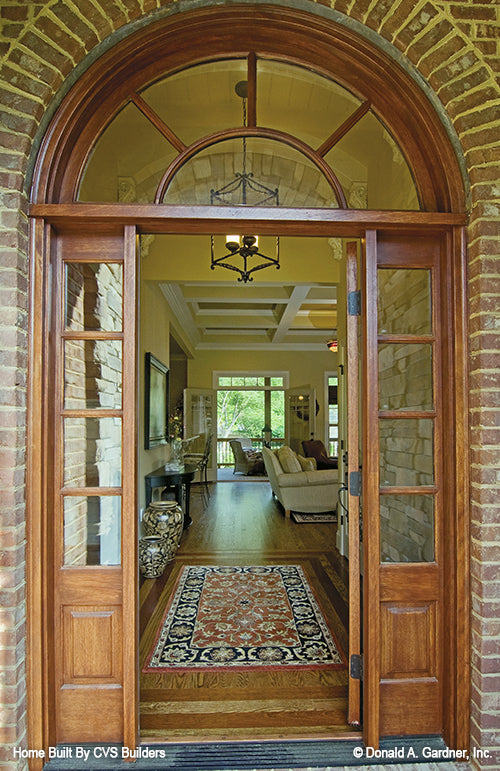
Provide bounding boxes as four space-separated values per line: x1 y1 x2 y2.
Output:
142 565 345 672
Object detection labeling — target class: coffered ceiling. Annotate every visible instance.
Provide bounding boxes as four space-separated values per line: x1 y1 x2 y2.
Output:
160 281 337 352
142 234 341 355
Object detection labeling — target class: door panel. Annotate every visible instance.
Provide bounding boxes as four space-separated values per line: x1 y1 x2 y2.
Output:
62 606 123 682
51 227 137 746
363 231 444 743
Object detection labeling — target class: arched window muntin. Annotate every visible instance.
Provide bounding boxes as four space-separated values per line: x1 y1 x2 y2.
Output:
77 53 419 211
153 126 349 208
32 6 465 213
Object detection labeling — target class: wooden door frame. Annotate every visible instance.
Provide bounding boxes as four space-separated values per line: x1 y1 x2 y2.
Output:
26 4 470 761
27 204 469 764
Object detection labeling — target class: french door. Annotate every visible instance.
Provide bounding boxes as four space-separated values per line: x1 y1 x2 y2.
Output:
33 224 138 749
183 387 217 481
362 231 449 743
345 240 362 728
285 385 316 454
28 212 467 760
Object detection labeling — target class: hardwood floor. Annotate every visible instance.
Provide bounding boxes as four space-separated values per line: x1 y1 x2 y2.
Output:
139 479 355 742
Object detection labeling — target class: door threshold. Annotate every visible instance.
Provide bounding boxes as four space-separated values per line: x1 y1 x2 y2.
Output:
43 736 452 769
140 729 362 744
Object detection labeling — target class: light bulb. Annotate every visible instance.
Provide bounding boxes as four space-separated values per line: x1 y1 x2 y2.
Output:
225 235 241 250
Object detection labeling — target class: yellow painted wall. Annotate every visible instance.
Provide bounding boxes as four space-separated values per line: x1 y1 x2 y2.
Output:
142 235 341 284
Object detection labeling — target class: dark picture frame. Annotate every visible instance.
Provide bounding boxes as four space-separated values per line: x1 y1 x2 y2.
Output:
144 352 169 449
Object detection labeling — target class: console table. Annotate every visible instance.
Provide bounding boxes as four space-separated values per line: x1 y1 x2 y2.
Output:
145 464 198 528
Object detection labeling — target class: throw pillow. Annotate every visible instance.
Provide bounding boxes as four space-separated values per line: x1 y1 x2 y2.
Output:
277 445 302 473
298 454 316 471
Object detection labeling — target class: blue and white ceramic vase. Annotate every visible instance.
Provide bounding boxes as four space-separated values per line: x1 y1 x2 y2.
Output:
143 500 184 561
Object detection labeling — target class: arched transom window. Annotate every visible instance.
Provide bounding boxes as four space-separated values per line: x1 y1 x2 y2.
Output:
78 56 419 211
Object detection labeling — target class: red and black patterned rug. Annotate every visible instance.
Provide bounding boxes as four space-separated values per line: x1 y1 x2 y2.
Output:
142 564 346 672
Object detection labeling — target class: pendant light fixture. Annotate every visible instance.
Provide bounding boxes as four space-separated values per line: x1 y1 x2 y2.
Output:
210 81 280 283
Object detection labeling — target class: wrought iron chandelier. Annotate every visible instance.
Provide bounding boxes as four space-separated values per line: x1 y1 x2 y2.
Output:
210 81 280 284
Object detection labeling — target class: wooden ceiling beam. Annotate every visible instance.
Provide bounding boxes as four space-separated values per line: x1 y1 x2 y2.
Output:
272 285 310 344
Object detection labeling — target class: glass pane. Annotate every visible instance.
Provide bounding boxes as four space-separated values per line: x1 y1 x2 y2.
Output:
270 377 284 387
162 137 340 208
257 60 361 148
289 393 310 421
378 343 433 411
63 496 121 566
65 263 123 332
187 393 214 454
379 419 434 486
378 268 431 335
380 495 434 563
78 102 176 202
270 390 285 438
329 439 339 457
141 60 247 146
325 110 419 210
64 340 122 410
217 390 264 438
64 417 122 487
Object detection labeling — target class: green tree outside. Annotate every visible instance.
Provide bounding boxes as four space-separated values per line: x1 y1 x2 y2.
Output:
217 390 284 438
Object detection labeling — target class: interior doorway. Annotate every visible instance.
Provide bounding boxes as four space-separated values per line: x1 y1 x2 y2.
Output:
137 232 350 741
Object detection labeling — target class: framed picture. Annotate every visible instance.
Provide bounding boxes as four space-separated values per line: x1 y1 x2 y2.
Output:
144 352 169 449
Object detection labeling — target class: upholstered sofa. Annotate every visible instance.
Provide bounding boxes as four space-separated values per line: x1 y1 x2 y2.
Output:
262 445 339 517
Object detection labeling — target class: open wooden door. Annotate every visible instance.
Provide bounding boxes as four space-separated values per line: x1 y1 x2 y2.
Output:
48 225 138 748
285 386 316 454
362 230 446 745
345 241 362 728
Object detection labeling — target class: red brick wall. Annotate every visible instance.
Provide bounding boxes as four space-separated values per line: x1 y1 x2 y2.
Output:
0 1 498 769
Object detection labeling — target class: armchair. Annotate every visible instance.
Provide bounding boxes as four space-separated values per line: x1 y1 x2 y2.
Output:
301 439 338 470
229 440 264 475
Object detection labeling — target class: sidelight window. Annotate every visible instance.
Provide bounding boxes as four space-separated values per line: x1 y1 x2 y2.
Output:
377 267 437 563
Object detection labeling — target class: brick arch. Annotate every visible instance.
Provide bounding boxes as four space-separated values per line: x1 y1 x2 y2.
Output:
0 1 498 769
2 1 497 207
29 4 466 211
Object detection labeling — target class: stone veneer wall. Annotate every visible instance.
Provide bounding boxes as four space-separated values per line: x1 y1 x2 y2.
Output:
0 1 498 769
